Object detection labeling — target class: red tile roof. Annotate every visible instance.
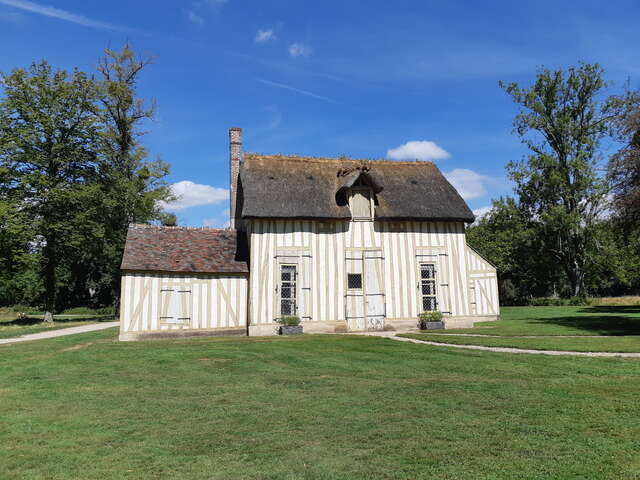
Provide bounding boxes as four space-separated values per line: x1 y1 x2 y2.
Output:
120 225 248 274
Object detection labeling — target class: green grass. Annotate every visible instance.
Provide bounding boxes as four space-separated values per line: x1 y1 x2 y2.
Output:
2 328 640 479
442 305 640 336
400 333 640 353
0 307 115 339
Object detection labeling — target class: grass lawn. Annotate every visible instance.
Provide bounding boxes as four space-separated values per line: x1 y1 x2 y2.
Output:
0 307 115 339
439 305 640 336
2 327 640 479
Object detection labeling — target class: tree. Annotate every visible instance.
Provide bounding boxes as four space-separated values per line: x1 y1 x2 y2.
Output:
467 197 561 303
0 62 102 320
95 44 171 308
499 64 612 298
608 88 640 227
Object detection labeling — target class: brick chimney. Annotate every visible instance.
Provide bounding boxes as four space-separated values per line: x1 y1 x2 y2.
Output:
229 127 242 230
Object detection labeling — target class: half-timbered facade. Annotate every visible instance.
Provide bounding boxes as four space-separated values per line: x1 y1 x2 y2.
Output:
119 128 498 340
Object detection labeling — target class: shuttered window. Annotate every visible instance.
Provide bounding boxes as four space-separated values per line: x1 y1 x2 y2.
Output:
159 286 191 325
419 264 437 312
349 188 372 220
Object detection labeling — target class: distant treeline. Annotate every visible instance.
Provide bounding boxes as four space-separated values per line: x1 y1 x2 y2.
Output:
0 44 173 319
467 63 640 304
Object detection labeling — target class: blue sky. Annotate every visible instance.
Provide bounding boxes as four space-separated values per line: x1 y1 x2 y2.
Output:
1 0 639 226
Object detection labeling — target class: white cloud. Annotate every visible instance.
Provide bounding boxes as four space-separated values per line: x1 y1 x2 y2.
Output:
0 0 132 31
472 206 493 223
255 29 275 43
186 10 204 25
386 140 451 162
159 181 228 211
289 43 311 57
444 169 490 200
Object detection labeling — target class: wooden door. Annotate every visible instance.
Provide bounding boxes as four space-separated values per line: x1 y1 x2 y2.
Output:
345 250 385 331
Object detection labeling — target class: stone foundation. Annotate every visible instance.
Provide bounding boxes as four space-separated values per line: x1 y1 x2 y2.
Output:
119 327 246 342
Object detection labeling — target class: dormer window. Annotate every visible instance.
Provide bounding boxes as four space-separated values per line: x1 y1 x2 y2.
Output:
348 177 373 221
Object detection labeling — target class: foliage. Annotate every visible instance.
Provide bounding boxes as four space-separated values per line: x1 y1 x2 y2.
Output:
0 61 103 319
0 45 171 313
94 44 171 311
608 87 640 226
527 297 586 306
276 315 301 326
499 63 613 298
418 310 443 329
467 197 562 303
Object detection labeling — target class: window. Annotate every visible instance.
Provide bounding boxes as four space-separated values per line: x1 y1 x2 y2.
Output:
348 273 363 290
419 264 437 312
159 286 191 325
349 188 372 220
280 265 297 316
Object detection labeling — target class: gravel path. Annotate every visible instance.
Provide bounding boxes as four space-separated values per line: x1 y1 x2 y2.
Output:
354 331 640 358
0 322 119 346
424 332 621 338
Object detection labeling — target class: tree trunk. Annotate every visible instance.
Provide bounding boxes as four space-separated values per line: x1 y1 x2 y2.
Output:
42 236 56 323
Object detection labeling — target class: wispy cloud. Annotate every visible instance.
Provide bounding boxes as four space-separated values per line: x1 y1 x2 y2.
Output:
257 78 338 105
186 0 226 25
387 140 451 161
0 0 133 31
186 10 204 25
255 28 275 43
288 42 311 57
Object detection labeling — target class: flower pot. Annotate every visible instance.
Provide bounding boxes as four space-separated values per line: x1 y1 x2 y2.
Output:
279 325 303 335
421 321 444 330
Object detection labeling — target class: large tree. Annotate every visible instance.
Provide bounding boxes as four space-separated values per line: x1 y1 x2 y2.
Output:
94 44 171 308
608 88 640 227
0 62 102 320
499 64 612 298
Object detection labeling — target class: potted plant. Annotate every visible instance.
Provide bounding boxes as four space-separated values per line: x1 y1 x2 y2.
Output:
418 311 444 330
276 316 303 335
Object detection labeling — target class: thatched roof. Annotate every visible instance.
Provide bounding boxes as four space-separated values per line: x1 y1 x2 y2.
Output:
239 154 475 222
120 225 248 274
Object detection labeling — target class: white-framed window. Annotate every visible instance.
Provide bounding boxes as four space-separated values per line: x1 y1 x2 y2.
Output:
349 187 372 220
279 264 297 316
419 263 437 311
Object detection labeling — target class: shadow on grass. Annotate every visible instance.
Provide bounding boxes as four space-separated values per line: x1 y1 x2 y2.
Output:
2 315 115 327
531 306 640 335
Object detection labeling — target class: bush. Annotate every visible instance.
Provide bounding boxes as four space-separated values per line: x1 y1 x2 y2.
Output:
527 297 587 307
62 306 115 316
418 311 443 329
276 316 301 326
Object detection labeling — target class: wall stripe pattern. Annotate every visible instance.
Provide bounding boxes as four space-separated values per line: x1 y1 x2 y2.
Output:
120 273 248 333
465 246 500 316
248 220 498 325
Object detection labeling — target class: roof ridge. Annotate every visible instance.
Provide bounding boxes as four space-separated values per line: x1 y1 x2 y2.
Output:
129 223 233 232
244 152 435 167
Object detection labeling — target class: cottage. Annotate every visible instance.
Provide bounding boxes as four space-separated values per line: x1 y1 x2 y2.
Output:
119 128 499 340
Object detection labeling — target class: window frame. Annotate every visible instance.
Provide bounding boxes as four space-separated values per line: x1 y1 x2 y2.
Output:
279 264 298 317
419 263 438 312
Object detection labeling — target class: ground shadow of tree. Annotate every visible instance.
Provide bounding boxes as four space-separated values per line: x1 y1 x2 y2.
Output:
2 315 114 327
529 306 640 335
